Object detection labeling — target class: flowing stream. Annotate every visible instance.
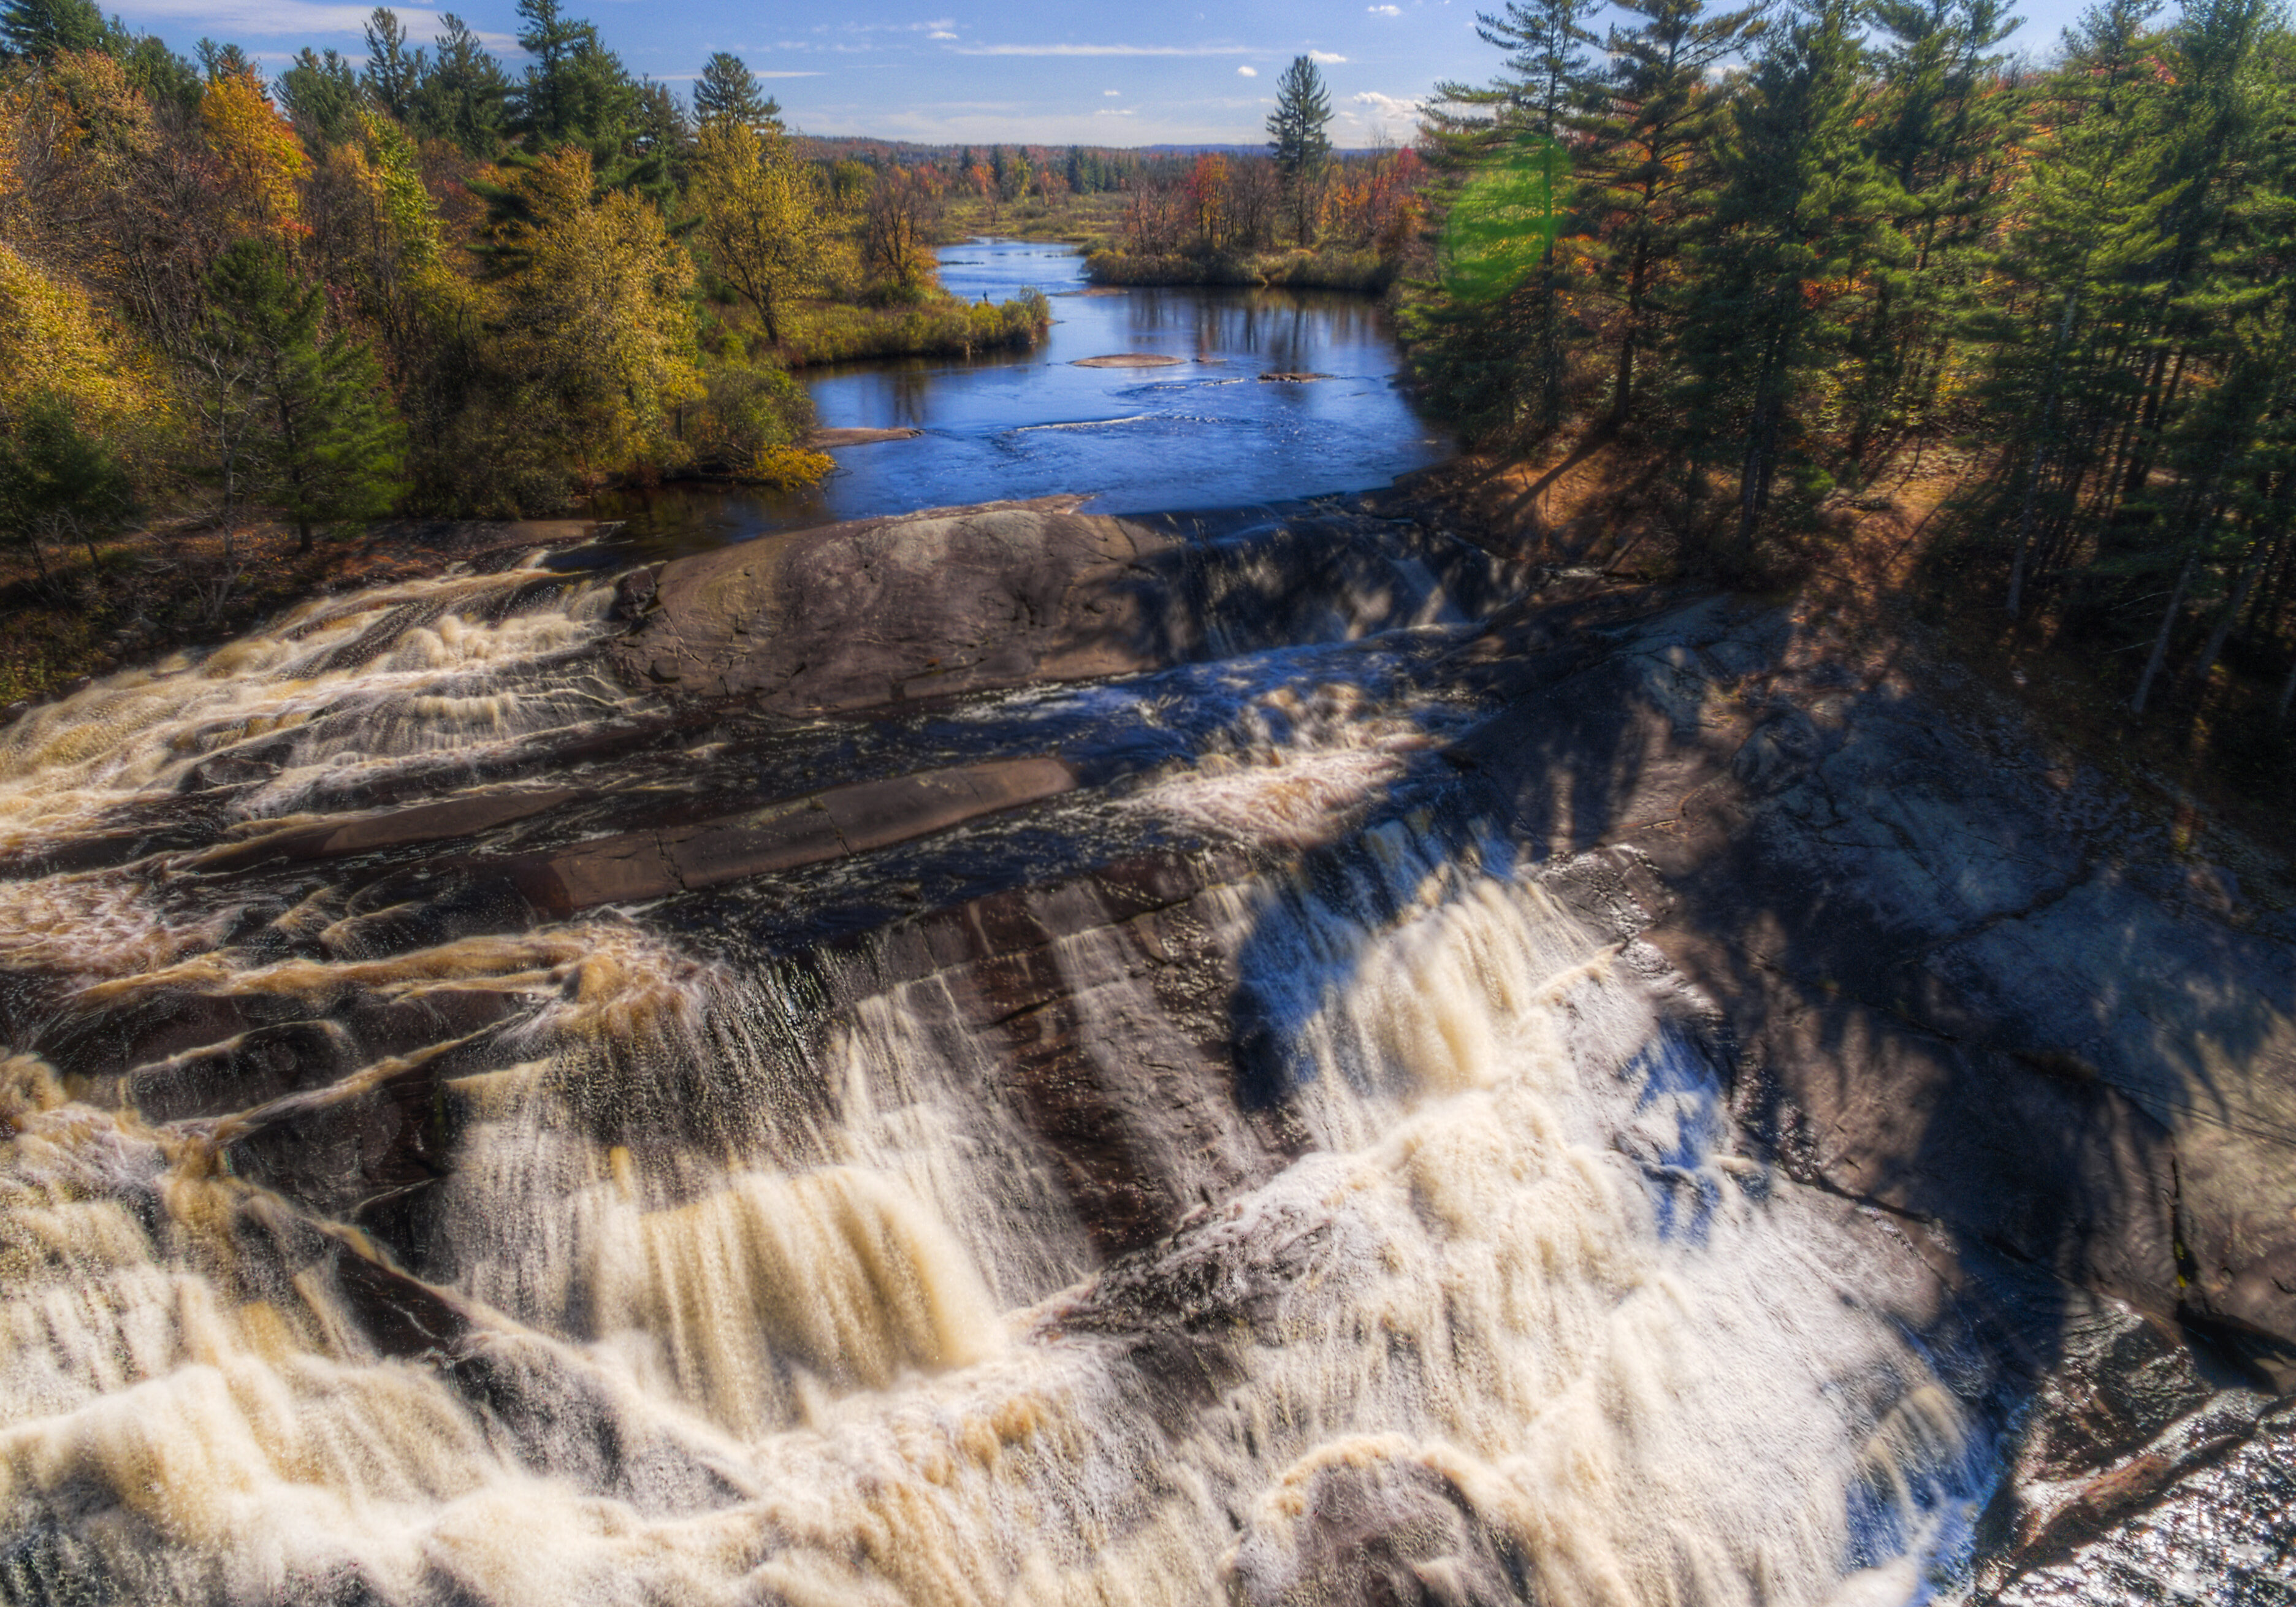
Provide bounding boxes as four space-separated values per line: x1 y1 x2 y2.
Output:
0 245 2182 1607
597 239 1452 553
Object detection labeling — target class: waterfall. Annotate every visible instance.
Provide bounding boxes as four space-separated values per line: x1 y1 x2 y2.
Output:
0 533 2005 1606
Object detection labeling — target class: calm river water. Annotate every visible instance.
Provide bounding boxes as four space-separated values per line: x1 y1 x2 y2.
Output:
596 238 1452 552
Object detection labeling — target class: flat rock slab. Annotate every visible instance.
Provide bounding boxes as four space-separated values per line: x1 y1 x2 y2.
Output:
806 427 923 449
505 755 1079 915
1072 353 1186 368
608 500 1196 715
184 787 584 873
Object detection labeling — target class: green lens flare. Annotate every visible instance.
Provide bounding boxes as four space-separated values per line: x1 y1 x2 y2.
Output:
1440 134 1568 306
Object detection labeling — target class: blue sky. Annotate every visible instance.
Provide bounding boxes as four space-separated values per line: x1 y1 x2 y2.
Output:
108 0 2103 145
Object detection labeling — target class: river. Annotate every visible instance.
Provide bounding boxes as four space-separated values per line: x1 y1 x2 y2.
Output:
0 242 2284 1607
596 238 1452 553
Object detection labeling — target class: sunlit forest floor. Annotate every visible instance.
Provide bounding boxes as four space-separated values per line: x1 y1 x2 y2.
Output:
1417 432 2296 876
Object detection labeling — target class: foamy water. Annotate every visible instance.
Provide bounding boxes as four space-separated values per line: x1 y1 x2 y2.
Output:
0 541 2004 1606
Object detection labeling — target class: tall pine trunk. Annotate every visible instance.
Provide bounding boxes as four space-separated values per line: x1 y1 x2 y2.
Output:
2129 540 2198 716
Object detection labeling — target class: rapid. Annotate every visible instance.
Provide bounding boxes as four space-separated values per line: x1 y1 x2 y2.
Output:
0 510 2009 1607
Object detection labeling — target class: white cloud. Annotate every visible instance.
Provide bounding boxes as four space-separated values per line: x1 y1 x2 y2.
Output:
929 30 958 40
118 0 504 40
1237 64 1256 76
1094 106 1138 116
950 42 1257 56
1344 89 1422 137
1368 4 1400 13
1309 50 1348 63
1104 88 1122 95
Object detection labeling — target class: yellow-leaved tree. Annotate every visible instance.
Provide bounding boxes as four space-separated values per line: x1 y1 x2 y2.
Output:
305 110 444 362
691 121 828 345
488 146 701 484
0 239 158 434
198 65 306 242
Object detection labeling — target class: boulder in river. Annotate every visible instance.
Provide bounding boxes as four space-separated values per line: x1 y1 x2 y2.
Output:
608 498 1196 711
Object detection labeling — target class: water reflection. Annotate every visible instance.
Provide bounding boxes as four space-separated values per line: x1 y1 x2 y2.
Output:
595 239 1451 559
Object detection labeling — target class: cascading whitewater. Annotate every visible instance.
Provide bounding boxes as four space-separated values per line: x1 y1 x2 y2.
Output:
0 535 2004 1607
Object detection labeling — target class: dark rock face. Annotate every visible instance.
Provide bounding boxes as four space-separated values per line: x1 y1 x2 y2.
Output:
1227 1451 1530 1607
1443 592 2296 1367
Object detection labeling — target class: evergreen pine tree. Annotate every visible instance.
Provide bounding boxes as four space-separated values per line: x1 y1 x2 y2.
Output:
1978 0 2174 617
120 34 203 115
361 7 427 123
510 0 635 153
1576 0 1761 421
1847 0 2022 461
2120 0 2285 712
1430 0 1601 433
410 13 509 158
0 394 132 587
0 0 112 62
1267 55 1335 245
204 241 406 554
693 52 779 133
1675 0 1901 560
277 47 362 150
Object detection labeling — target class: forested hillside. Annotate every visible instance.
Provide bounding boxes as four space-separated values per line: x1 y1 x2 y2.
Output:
0 0 1053 579
1408 0 2296 745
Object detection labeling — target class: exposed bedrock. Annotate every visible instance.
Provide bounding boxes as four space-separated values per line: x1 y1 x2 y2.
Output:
605 496 1521 714
1449 590 2296 1367
2 497 2290 1600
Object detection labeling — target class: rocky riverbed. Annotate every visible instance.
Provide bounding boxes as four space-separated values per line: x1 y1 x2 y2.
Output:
0 494 2285 1605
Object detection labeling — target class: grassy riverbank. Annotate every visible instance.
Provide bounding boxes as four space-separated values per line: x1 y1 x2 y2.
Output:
1083 246 1397 293
936 193 1129 247
772 290 1053 367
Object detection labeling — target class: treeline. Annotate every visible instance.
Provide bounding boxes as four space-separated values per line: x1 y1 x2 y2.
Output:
1093 57 1430 290
1112 150 1425 262
808 138 1243 202
1413 0 2296 726
0 0 1049 613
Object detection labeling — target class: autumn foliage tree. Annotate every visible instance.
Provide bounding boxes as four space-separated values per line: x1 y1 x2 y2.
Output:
691 120 826 343
487 146 700 481
861 163 942 296
198 64 305 239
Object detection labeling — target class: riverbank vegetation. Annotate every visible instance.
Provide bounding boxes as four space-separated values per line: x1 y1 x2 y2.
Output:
1080 147 1425 291
1407 0 2296 796
1080 59 1427 291
0 0 1053 637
